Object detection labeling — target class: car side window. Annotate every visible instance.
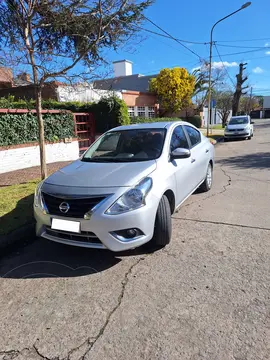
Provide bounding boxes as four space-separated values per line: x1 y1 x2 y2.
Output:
170 126 189 152
184 126 201 148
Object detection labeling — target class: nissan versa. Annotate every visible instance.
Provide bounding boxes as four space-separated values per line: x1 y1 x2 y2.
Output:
34 122 215 252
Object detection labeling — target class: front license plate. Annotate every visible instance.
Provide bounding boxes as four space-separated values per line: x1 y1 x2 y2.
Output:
51 218 81 233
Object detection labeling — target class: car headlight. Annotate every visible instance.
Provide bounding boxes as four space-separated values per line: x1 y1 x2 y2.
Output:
106 177 153 215
34 180 47 212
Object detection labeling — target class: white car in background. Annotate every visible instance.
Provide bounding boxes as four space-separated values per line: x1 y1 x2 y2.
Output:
224 115 254 141
34 122 215 252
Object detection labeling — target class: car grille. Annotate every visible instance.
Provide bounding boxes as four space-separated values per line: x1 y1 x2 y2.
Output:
42 192 107 218
45 227 103 244
229 128 244 132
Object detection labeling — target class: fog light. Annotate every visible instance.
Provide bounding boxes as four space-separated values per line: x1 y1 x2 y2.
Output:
126 229 137 238
111 228 144 242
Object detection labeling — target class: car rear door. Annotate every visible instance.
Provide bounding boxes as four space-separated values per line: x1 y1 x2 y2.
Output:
169 125 194 206
183 125 210 189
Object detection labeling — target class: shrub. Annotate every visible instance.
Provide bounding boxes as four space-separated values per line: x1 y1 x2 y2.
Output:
92 96 130 133
186 115 202 128
0 112 75 146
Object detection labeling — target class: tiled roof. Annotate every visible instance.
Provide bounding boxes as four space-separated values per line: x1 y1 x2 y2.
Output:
93 74 157 93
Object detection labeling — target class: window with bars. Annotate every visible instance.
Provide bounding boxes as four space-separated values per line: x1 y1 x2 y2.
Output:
128 106 135 118
138 106 146 118
148 106 155 118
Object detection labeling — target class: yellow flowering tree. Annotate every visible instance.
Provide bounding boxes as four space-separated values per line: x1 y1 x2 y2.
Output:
150 67 195 114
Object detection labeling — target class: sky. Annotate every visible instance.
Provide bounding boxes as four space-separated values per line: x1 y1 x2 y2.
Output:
104 0 270 96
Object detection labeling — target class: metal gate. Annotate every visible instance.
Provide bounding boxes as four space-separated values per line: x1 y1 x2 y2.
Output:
74 113 95 153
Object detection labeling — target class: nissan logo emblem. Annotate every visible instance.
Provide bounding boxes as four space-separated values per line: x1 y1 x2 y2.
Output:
59 202 70 213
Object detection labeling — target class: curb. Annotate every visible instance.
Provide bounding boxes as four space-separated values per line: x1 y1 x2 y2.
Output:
0 222 35 250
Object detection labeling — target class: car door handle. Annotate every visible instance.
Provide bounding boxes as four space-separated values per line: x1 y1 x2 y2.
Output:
205 149 209 153
191 158 196 163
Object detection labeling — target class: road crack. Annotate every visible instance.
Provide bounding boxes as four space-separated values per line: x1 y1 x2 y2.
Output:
0 257 147 360
172 216 270 232
177 164 232 212
71 256 147 360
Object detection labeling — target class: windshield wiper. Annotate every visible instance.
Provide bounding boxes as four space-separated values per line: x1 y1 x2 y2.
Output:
81 157 136 163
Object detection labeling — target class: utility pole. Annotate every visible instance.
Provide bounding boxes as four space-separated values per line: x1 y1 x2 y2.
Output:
207 2 251 137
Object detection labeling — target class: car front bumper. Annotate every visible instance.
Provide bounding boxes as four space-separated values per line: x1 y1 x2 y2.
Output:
224 131 250 139
34 192 159 252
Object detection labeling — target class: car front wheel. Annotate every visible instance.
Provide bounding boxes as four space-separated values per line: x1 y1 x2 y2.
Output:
199 163 213 192
149 195 172 249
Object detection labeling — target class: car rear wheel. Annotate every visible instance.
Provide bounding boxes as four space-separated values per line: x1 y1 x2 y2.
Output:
149 195 172 249
199 163 213 192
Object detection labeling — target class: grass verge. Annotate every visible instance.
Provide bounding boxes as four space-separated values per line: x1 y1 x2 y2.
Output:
0 180 39 236
208 134 224 143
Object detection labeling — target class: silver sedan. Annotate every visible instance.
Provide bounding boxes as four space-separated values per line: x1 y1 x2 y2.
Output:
34 121 215 252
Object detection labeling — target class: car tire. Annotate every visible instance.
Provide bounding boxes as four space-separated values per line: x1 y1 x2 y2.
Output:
248 135 252 140
224 138 228 142
199 163 213 192
149 195 172 249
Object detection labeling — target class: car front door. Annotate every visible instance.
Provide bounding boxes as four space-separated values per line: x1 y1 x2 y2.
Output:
183 125 210 189
169 125 195 206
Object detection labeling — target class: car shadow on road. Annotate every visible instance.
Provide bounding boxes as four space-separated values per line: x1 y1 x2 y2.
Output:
0 234 156 279
216 152 270 170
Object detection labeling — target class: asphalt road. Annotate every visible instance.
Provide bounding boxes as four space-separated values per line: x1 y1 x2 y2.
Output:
1 120 270 360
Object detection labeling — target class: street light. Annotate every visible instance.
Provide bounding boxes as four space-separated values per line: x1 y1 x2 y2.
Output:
206 2 251 137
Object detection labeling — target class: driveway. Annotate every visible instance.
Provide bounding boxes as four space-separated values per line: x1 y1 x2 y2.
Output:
0 120 269 360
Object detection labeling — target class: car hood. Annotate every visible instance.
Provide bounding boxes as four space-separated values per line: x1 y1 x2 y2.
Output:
227 124 248 130
44 159 157 188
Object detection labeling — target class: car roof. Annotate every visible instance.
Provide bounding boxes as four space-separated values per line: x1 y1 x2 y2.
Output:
230 115 249 118
110 121 191 132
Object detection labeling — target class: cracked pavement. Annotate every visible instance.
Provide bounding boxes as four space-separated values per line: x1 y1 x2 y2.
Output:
0 119 270 360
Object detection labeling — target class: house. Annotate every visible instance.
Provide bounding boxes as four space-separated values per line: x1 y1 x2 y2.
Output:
0 60 160 118
0 68 13 88
262 96 270 118
93 60 158 118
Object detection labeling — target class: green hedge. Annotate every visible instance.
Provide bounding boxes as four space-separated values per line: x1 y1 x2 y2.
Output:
0 112 75 146
0 95 130 133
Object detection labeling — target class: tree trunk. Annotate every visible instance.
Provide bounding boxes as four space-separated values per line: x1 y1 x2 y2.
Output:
35 86 47 179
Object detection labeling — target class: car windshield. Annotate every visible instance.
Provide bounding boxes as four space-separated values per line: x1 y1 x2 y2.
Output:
229 117 249 125
81 128 166 162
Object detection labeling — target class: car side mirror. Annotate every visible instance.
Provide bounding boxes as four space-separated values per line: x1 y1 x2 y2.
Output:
251 121 254 124
171 148 191 160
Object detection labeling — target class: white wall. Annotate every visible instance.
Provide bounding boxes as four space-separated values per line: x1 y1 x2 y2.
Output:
56 85 122 103
263 96 270 109
202 107 232 126
0 141 79 174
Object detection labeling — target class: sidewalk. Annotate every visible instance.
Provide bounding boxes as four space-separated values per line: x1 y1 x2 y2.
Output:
0 161 71 187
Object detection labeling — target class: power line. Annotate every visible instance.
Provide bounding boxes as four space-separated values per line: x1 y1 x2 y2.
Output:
216 37 270 43
137 26 208 45
143 16 203 60
212 47 270 58
214 43 235 87
217 43 270 49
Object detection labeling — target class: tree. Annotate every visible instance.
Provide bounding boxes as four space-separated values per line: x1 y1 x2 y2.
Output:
239 96 259 114
0 0 152 179
232 63 248 116
150 67 195 115
192 63 226 111
215 91 233 127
